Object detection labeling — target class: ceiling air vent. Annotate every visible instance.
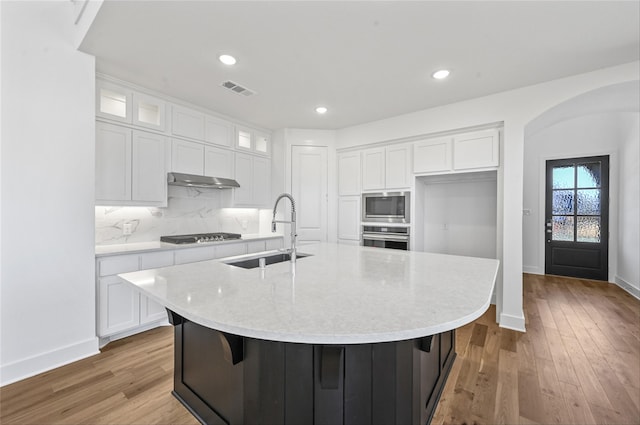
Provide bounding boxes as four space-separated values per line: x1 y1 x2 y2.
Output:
221 80 256 97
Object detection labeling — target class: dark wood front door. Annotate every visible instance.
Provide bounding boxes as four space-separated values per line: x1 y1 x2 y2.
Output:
545 155 609 281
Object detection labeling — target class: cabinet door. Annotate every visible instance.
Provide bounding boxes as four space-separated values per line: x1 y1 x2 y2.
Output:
338 152 361 195
453 129 500 170
254 131 270 156
215 243 248 259
362 148 385 191
172 105 205 140
171 139 204 175
132 131 168 203
133 93 166 131
139 295 167 325
252 156 271 207
266 238 284 250
98 275 140 336
233 153 254 205
96 80 131 123
96 122 132 202
204 146 234 179
246 240 266 254
413 138 452 173
174 246 216 265
205 115 232 147
385 145 411 189
338 196 361 241
236 126 253 151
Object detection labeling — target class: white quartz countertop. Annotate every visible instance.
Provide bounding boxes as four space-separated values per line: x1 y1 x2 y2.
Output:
118 243 499 344
95 234 283 257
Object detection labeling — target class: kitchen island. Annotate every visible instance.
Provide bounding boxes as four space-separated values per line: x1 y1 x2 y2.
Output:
119 243 499 425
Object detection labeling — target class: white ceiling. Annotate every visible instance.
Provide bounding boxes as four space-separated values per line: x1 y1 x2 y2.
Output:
80 1 640 131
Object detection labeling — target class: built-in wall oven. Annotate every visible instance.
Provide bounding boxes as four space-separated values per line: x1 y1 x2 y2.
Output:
362 225 410 250
362 192 410 224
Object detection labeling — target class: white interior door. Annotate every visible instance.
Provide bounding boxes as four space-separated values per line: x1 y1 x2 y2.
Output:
291 146 328 244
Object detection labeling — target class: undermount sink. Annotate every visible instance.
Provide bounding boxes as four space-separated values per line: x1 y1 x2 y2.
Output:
225 252 311 269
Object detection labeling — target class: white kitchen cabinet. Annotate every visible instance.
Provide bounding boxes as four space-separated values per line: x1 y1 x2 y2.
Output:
338 196 361 241
266 238 284 251
97 237 284 343
362 145 411 191
234 153 271 207
216 243 248 258
362 148 386 191
204 145 234 179
235 126 271 156
453 129 500 170
132 131 168 203
96 80 132 124
171 139 235 180
174 246 216 265
96 122 132 201
413 130 500 175
413 137 453 174
385 145 412 189
132 92 166 131
98 275 140 336
172 105 205 141
171 139 205 175
254 131 270 156
205 115 233 147
140 295 167 325
338 151 361 195
96 81 166 132
96 122 168 206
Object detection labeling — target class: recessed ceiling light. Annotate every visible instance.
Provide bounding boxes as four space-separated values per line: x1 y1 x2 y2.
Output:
432 69 450 80
219 54 237 66
315 106 328 114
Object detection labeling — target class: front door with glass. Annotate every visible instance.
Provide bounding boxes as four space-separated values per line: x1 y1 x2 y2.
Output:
545 156 609 281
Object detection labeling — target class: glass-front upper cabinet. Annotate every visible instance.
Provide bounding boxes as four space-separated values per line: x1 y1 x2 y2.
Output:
132 93 165 131
96 80 166 131
235 126 270 156
97 80 131 124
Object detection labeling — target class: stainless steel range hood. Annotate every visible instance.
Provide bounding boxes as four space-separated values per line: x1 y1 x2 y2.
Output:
167 172 240 189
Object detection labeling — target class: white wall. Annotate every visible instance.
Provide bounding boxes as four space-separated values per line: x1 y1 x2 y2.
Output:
417 172 497 259
617 113 640 296
523 81 639 297
0 2 98 385
523 114 621 276
337 61 640 332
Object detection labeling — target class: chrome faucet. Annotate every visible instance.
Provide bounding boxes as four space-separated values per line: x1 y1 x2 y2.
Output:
271 193 297 262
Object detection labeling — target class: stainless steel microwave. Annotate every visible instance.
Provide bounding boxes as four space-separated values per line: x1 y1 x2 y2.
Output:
362 192 410 223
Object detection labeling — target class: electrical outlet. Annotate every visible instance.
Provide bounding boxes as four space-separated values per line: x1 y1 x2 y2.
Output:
123 223 133 236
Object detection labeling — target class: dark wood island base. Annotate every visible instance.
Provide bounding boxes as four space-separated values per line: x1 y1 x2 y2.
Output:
168 310 456 425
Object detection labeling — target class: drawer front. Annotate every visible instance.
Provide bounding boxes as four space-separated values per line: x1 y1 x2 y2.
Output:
140 251 174 270
265 238 284 251
98 255 140 277
174 246 216 265
216 243 247 259
246 240 266 254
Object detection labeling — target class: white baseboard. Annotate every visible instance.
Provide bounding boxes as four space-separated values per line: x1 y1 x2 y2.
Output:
0 337 99 387
523 265 542 275
614 275 640 300
499 312 526 332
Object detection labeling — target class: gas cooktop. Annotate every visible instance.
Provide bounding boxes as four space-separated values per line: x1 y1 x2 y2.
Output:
160 232 242 244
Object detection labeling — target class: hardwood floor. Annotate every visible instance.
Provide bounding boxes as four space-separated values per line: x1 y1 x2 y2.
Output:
1 273 638 424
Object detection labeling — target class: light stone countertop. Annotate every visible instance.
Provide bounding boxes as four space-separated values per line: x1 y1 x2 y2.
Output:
95 234 283 257
118 243 499 344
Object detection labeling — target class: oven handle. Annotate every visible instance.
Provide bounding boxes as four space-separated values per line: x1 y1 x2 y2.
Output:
362 233 410 242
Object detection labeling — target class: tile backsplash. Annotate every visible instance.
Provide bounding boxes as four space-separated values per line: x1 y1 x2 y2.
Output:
95 186 271 245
